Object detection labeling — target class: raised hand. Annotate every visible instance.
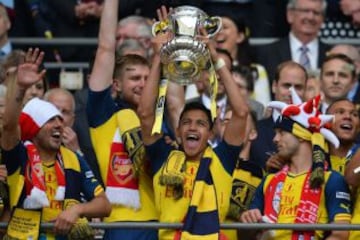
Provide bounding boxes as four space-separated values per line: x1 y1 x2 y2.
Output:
17 48 46 89
152 6 173 54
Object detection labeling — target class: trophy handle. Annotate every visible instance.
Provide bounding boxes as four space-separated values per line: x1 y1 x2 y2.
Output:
152 20 169 36
204 16 222 38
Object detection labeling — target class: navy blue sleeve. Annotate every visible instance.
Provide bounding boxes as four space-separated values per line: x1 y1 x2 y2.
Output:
2 142 27 175
214 140 241 175
145 138 174 175
78 154 103 200
249 178 265 213
325 171 352 221
87 87 118 128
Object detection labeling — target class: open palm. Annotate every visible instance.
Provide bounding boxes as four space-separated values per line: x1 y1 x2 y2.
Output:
17 48 46 88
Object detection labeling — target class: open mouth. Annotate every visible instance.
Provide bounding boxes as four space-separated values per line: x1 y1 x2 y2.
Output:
184 133 201 149
51 131 61 140
186 134 200 141
339 123 353 131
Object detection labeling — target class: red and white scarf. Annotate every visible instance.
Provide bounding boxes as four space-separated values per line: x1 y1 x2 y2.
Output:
264 165 322 240
24 141 66 209
105 129 140 209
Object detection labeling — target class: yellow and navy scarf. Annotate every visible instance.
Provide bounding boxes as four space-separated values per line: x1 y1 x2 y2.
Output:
227 159 264 220
179 147 220 240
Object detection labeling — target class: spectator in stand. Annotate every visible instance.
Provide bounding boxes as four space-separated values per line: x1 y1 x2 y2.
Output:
214 15 271 106
340 0 360 27
321 0 360 39
1 49 49 105
327 44 360 106
116 15 152 58
0 3 12 60
231 65 265 120
26 0 103 63
255 0 330 90
319 54 357 113
304 69 322 101
250 61 307 169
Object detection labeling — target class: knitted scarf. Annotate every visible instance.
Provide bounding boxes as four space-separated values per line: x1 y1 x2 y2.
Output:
105 109 145 210
24 141 65 209
5 143 94 240
263 165 322 240
228 159 263 220
179 147 220 240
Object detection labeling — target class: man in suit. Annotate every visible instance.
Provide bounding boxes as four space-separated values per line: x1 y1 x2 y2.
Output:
249 61 307 169
255 0 329 92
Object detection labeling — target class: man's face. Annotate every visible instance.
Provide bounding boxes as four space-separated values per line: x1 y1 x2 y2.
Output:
327 100 359 144
116 22 151 49
119 64 149 107
287 0 324 40
47 93 75 127
177 110 212 160
320 59 355 103
272 66 306 103
34 116 64 152
273 128 300 159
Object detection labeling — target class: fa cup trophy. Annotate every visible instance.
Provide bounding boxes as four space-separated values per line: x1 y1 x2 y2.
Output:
152 6 222 85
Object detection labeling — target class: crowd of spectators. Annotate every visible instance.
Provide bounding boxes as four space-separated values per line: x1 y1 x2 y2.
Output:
0 0 359 239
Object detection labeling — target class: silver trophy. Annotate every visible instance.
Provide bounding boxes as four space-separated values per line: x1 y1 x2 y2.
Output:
152 6 222 85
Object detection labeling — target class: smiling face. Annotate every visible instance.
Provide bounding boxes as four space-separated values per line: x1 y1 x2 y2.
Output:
177 109 212 161
33 116 64 153
214 17 244 58
327 100 359 144
118 64 149 107
287 0 324 41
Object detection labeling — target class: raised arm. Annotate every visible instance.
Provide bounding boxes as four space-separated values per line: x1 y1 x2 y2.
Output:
87 0 118 91
1 48 46 151
137 6 172 145
206 38 249 146
137 42 162 145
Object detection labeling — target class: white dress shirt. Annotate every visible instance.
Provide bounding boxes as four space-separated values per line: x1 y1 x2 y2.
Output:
289 32 319 70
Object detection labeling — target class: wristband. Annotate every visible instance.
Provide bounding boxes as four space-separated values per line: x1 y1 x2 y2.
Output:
214 58 226 71
75 149 84 157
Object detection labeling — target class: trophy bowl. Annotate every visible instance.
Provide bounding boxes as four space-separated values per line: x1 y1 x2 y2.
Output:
152 6 222 85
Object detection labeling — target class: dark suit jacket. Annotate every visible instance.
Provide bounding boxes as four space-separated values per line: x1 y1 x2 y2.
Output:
249 116 276 169
254 36 331 90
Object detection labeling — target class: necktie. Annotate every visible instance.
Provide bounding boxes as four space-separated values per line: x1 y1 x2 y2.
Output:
299 46 310 69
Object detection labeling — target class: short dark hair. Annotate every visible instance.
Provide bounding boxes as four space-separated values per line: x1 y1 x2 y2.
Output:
231 65 254 92
321 53 356 79
179 102 214 129
326 97 355 114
